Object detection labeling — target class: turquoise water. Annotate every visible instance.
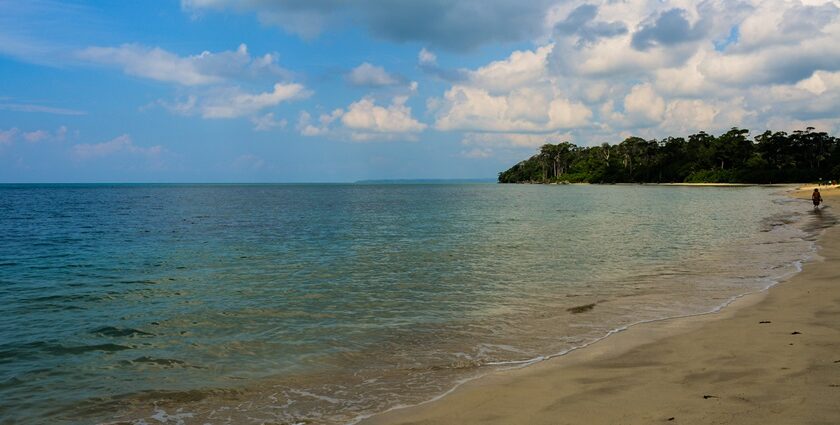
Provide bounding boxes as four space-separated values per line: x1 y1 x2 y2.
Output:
0 184 827 424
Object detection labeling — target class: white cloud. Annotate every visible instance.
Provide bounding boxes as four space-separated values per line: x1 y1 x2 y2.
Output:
0 128 18 146
418 48 437 66
433 44 592 134
797 71 834 96
0 126 69 147
347 62 400 87
251 112 287 131
698 33 840 86
80 44 220 85
159 96 198 116
659 97 753 135
468 44 553 93
433 84 591 132
342 96 426 134
298 96 426 141
527 0 840 143
78 43 289 86
188 0 840 147
297 109 344 137
72 134 162 160
55 125 68 141
181 83 311 118
623 83 665 125
749 75 840 124
653 50 717 96
79 43 307 125
735 1 839 53
0 103 86 115
23 130 49 143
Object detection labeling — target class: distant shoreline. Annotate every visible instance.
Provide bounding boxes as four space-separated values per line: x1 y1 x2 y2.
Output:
508 181 807 187
354 178 496 184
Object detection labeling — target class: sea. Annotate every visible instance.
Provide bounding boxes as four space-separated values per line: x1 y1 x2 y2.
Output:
0 183 833 425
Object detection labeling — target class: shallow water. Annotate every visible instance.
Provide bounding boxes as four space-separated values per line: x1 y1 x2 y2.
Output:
0 184 827 424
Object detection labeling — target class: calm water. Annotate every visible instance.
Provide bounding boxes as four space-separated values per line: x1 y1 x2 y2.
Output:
0 184 829 424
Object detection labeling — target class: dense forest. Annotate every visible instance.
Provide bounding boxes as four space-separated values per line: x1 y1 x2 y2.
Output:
498 128 840 184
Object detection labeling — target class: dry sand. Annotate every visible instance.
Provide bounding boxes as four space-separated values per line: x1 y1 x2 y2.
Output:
364 187 840 425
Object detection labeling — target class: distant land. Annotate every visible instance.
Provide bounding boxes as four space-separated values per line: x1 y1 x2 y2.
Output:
354 178 497 184
499 127 840 185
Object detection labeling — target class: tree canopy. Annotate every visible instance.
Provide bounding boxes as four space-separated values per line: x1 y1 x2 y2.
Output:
498 128 840 184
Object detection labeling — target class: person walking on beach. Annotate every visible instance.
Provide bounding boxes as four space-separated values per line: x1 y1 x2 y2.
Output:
812 188 823 208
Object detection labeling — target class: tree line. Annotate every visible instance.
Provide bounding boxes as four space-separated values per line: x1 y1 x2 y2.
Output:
498 128 840 184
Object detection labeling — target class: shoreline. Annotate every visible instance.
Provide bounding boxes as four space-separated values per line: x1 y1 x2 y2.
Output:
508 182 804 187
363 187 840 425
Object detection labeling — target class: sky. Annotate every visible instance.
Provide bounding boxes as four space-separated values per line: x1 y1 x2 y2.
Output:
2 0 840 182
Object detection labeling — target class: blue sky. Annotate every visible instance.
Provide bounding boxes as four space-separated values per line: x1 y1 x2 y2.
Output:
2 0 840 182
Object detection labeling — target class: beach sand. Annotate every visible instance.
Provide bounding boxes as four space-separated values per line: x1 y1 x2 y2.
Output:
364 187 840 425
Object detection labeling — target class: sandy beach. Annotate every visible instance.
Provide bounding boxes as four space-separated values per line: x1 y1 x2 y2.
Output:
364 186 840 425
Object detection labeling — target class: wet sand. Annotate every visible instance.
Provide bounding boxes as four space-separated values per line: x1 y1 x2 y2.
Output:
364 187 840 425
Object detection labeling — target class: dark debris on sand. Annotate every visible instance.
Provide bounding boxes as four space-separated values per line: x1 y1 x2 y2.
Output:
567 303 596 314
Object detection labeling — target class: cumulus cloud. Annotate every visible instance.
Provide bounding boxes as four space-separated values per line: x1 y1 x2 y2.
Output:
553 3 627 46
72 134 162 160
412 0 840 143
502 0 840 142
736 2 838 52
631 8 708 51
342 96 426 133
84 0 840 148
798 70 840 96
468 45 554 93
298 95 425 141
699 35 840 86
181 0 556 51
346 62 400 87
417 48 467 82
751 72 840 121
432 44 592 133
695 1 840 87
623 83 665 126
434 85 592 132
659 97 753 135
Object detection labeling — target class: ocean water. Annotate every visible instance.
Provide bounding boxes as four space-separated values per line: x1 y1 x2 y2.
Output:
0 184 830 424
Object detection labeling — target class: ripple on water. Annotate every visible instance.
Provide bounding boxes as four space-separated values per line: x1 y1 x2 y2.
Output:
0 184 830 425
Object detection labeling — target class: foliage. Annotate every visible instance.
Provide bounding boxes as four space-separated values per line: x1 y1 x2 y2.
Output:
498 128 840 184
